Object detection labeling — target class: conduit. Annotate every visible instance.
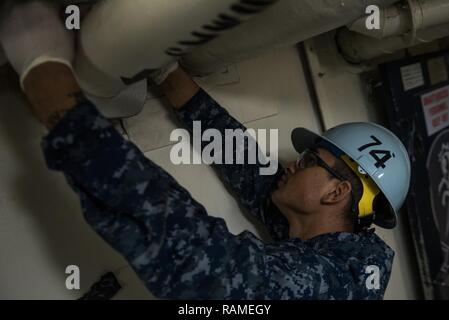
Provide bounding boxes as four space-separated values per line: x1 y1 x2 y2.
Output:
339 0 449 63
348 0 449 39
338 22 449 64
180 0 397 75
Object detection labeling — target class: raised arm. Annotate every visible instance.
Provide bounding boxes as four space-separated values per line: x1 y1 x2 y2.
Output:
16 60 271 299
161 67 289 240
0 1 273 299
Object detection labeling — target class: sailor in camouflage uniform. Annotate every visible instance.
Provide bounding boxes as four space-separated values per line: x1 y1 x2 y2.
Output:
1 0 411 300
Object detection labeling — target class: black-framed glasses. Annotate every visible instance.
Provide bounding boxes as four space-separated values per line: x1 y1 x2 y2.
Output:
297 148 357 213
296 149 346 181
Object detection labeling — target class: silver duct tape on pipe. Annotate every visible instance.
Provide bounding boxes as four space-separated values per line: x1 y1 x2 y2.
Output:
337 22 449 63
349 0 449 39
76 0 277 98
180 0 397 75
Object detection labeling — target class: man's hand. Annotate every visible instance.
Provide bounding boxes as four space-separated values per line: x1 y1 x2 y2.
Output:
23 62 84 130
0 0 81 129
160 66 200 109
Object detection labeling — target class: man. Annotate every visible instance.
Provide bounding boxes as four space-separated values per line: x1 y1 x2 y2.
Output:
0 1 410 299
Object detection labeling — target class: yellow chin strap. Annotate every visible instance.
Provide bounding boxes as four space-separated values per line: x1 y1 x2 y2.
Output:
340 155 380 218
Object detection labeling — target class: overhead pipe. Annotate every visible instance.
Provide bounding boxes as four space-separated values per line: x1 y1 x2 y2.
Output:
180 0 397 76
75 0 278 98
337 21 449 63
348 0 449 39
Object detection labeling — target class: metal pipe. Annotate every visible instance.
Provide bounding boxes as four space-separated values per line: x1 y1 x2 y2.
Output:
337 22 449 63
180 0 397 75
348 0 449 39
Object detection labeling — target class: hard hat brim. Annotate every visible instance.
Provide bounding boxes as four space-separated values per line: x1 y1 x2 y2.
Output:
291 127 322 154
291 127 398 229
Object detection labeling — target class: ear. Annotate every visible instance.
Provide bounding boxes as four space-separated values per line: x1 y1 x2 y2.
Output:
321 180 352 205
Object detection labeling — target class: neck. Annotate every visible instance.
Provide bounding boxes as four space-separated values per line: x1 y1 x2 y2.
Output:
277 205 352 240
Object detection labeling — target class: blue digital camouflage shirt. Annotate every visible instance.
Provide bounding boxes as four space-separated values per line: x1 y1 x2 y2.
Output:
42 88 394 300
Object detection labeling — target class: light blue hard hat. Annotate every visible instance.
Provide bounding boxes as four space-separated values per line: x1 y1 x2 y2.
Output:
291 122 411 229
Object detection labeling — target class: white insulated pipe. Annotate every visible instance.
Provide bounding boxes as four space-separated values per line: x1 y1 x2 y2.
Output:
180 0 398 75
347 2 411 39
348 0 449 39
337 22 449 63
75 0 277 97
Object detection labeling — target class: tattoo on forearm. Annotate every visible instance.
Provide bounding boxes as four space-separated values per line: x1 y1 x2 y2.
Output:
46 109 73 129
44 91 87 129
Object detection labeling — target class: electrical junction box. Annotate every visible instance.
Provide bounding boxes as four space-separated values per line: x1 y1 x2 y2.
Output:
380 49 449 299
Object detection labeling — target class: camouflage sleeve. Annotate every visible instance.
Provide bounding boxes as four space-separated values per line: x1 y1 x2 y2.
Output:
175 89 289 240
41 101 271 299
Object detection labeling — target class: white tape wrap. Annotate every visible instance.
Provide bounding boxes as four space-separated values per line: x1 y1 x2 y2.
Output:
75 0 275 97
